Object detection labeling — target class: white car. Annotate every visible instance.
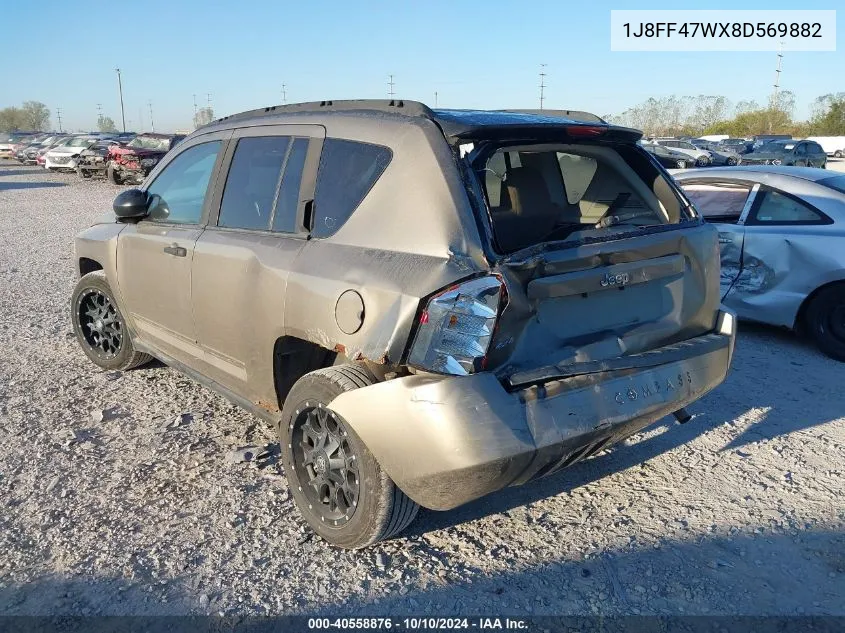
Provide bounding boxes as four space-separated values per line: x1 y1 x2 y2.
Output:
805 136 845 158
652 139 713 166
44 136 98 171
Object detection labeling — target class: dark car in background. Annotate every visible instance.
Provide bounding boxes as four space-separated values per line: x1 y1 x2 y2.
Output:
106 133 185 184
641 141 695 168
691 139 742 166
77 138 127 179
742 140 827 168
719 138 754 155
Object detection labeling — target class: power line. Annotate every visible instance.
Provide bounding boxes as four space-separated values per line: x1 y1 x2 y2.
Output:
388 74 395 99
539 64 548 110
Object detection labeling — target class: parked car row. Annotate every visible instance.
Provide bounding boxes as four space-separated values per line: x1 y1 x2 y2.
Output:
1 130 185 185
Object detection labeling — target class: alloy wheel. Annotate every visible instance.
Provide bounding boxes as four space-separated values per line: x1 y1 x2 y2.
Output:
77 289 123 359
291 404 359 526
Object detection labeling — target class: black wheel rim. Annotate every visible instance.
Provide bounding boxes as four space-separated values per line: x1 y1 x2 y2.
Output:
77 288 123 359
290 404 359 526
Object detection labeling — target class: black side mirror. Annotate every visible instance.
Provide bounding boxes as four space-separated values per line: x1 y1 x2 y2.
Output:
113 188 149 221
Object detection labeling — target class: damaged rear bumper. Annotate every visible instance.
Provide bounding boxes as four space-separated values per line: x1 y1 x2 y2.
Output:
329 311 736 511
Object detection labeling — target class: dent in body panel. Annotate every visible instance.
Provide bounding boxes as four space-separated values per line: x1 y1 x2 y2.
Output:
285 243 482 366
725 232 845 328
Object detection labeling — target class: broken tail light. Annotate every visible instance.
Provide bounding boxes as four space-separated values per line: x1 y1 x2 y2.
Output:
408 275 507 376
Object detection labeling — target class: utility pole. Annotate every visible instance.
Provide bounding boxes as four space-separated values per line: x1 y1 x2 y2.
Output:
282 84 287 105
434 91 438 108
207 93 211 107
539 64 547 110
115 68 126 132
56 108 63 133
388 74 395 99
148 101 155 132
771 41 784 108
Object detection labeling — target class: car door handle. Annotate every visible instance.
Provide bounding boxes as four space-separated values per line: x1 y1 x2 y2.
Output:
163 244 187 257
718 237 732 244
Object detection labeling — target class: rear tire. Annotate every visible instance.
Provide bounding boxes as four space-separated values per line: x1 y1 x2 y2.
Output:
804 284 845 362
695 156 709 167
278 364 420 548
726 156 738 166
71 271 152 371
834 150 843 158
676 160 687 169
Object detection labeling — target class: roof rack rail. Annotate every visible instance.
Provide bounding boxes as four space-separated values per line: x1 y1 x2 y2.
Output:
497 109 607 124
213 99 436 125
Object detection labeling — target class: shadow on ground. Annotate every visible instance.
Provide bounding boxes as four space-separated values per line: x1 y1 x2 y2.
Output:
0 181 67 191
2 527 842 620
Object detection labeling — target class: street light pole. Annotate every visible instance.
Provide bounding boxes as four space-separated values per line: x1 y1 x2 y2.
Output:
115 68 126 132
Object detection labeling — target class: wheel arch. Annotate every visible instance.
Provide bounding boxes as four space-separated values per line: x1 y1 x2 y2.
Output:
795 278 845 333
78 257 103 277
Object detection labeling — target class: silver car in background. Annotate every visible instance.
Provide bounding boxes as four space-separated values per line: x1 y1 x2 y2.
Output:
673 166 845 360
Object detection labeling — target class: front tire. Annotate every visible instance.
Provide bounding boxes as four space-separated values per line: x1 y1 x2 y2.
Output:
278 365 419 548
834 150 843 158
77 166 92 179
804 284 845 362
695 156 709 167
71 271 152 371
107 162 123 185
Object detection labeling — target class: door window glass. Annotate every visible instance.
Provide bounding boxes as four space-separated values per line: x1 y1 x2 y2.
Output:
272 138 309 233
679 182 752 224
219 136 291 230
146 141 222 224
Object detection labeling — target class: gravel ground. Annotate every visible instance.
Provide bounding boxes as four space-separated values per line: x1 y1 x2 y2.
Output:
0 161 843 617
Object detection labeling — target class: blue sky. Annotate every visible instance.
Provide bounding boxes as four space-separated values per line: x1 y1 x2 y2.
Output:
1 0 841 132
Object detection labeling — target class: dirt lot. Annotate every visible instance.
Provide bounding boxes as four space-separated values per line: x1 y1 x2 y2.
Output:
0 162 843 617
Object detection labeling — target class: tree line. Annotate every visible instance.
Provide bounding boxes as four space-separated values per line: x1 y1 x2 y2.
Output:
606 92 845 138
0 101 51 132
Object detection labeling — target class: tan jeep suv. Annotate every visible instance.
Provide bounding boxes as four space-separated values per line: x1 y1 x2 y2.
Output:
71 100 736 548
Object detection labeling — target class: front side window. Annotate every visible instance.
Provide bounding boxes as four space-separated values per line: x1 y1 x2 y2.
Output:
679 181 753 224
312 138 392 238
146 141 221 224
218 136 291 230
750 189 827 224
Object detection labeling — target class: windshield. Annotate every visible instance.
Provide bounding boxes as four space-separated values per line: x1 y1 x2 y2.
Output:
66 137 94 148
128 136 170 150
761 141 795 151
819 175 845 195
476 143 690 253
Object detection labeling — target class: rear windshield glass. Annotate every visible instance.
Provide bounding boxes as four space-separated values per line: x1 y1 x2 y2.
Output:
819 175 845 195
477 143 688 253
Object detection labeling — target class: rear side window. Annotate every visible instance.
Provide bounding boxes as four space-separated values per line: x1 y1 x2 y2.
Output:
312 138 392 238
749 189 828 225
219 136 290 231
